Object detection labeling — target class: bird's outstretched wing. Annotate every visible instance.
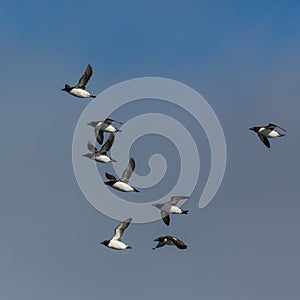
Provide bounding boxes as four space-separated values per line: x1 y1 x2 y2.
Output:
105 118 123 125
87 141 98 153
112 218 132 241
267 123 287 132
121 157 135 183
105 172 117 181
100 134 114 154
82 153 94 159
96 130 104 145
76 64 93 89
169 196 189 205
152 237 165 250
258 134 270 148
161 211 170 226
166 236 188 250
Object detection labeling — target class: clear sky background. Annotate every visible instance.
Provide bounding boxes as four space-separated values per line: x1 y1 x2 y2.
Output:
1 1 300 299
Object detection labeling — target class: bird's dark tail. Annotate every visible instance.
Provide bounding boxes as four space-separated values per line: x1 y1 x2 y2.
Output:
90 95 96 98
279 133 285 137
182 210 189 214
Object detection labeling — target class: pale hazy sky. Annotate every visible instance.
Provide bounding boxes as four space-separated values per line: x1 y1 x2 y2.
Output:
1 1 300 299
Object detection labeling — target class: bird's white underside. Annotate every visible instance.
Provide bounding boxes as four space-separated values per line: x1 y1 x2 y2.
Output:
95 155 111 163
108 239 128 250
70 88 91 98
258 128 281 138
112 181 135 192
97 123 118 132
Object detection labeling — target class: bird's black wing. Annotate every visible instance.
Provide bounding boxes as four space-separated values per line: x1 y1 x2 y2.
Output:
100 134 114 154
87 141 98 153
258 134 270 148
267 123 287 132
105 118 123 125
113 218 132 241
167 236 187 250
96 130 104 145
105 172 117 181
169 196 189 205
152 237 165 250
76 64 93 89
161 211 170 226
121 157 135 183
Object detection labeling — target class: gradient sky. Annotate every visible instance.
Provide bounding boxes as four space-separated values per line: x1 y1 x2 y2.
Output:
1 1 300 299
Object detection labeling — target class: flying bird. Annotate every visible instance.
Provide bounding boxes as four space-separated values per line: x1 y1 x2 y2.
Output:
152 236 187 250
152 196 189 226
104 157 139 192
82 134 116 163
61 64 96 98
249 123 286 148
88 118 123 145
100 218 133 250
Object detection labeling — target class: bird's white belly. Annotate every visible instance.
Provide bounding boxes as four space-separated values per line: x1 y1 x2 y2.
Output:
70 88 91 98
100 124 117 132
109 240 127 250
169 206 182 214
267 130 280 138
95 155 110 163
259 128 280 138
113 182 134 192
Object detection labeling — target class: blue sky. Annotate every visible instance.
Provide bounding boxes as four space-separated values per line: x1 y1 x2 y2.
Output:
1 1 300 299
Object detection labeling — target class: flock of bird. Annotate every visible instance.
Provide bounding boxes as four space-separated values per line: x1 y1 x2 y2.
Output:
62 64 287 251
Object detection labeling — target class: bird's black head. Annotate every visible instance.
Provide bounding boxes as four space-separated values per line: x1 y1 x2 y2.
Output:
100 240 110 247
104 181 115 186
61 84 72 92
249 126 260 133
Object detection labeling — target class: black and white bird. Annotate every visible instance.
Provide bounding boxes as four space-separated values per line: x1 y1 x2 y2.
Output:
88 118 123 145
61 64 96 98
104 157 139 192
152 236 187 250
100 218 133 250
152 196 189 226
249 123 286 148
82 133 116 163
